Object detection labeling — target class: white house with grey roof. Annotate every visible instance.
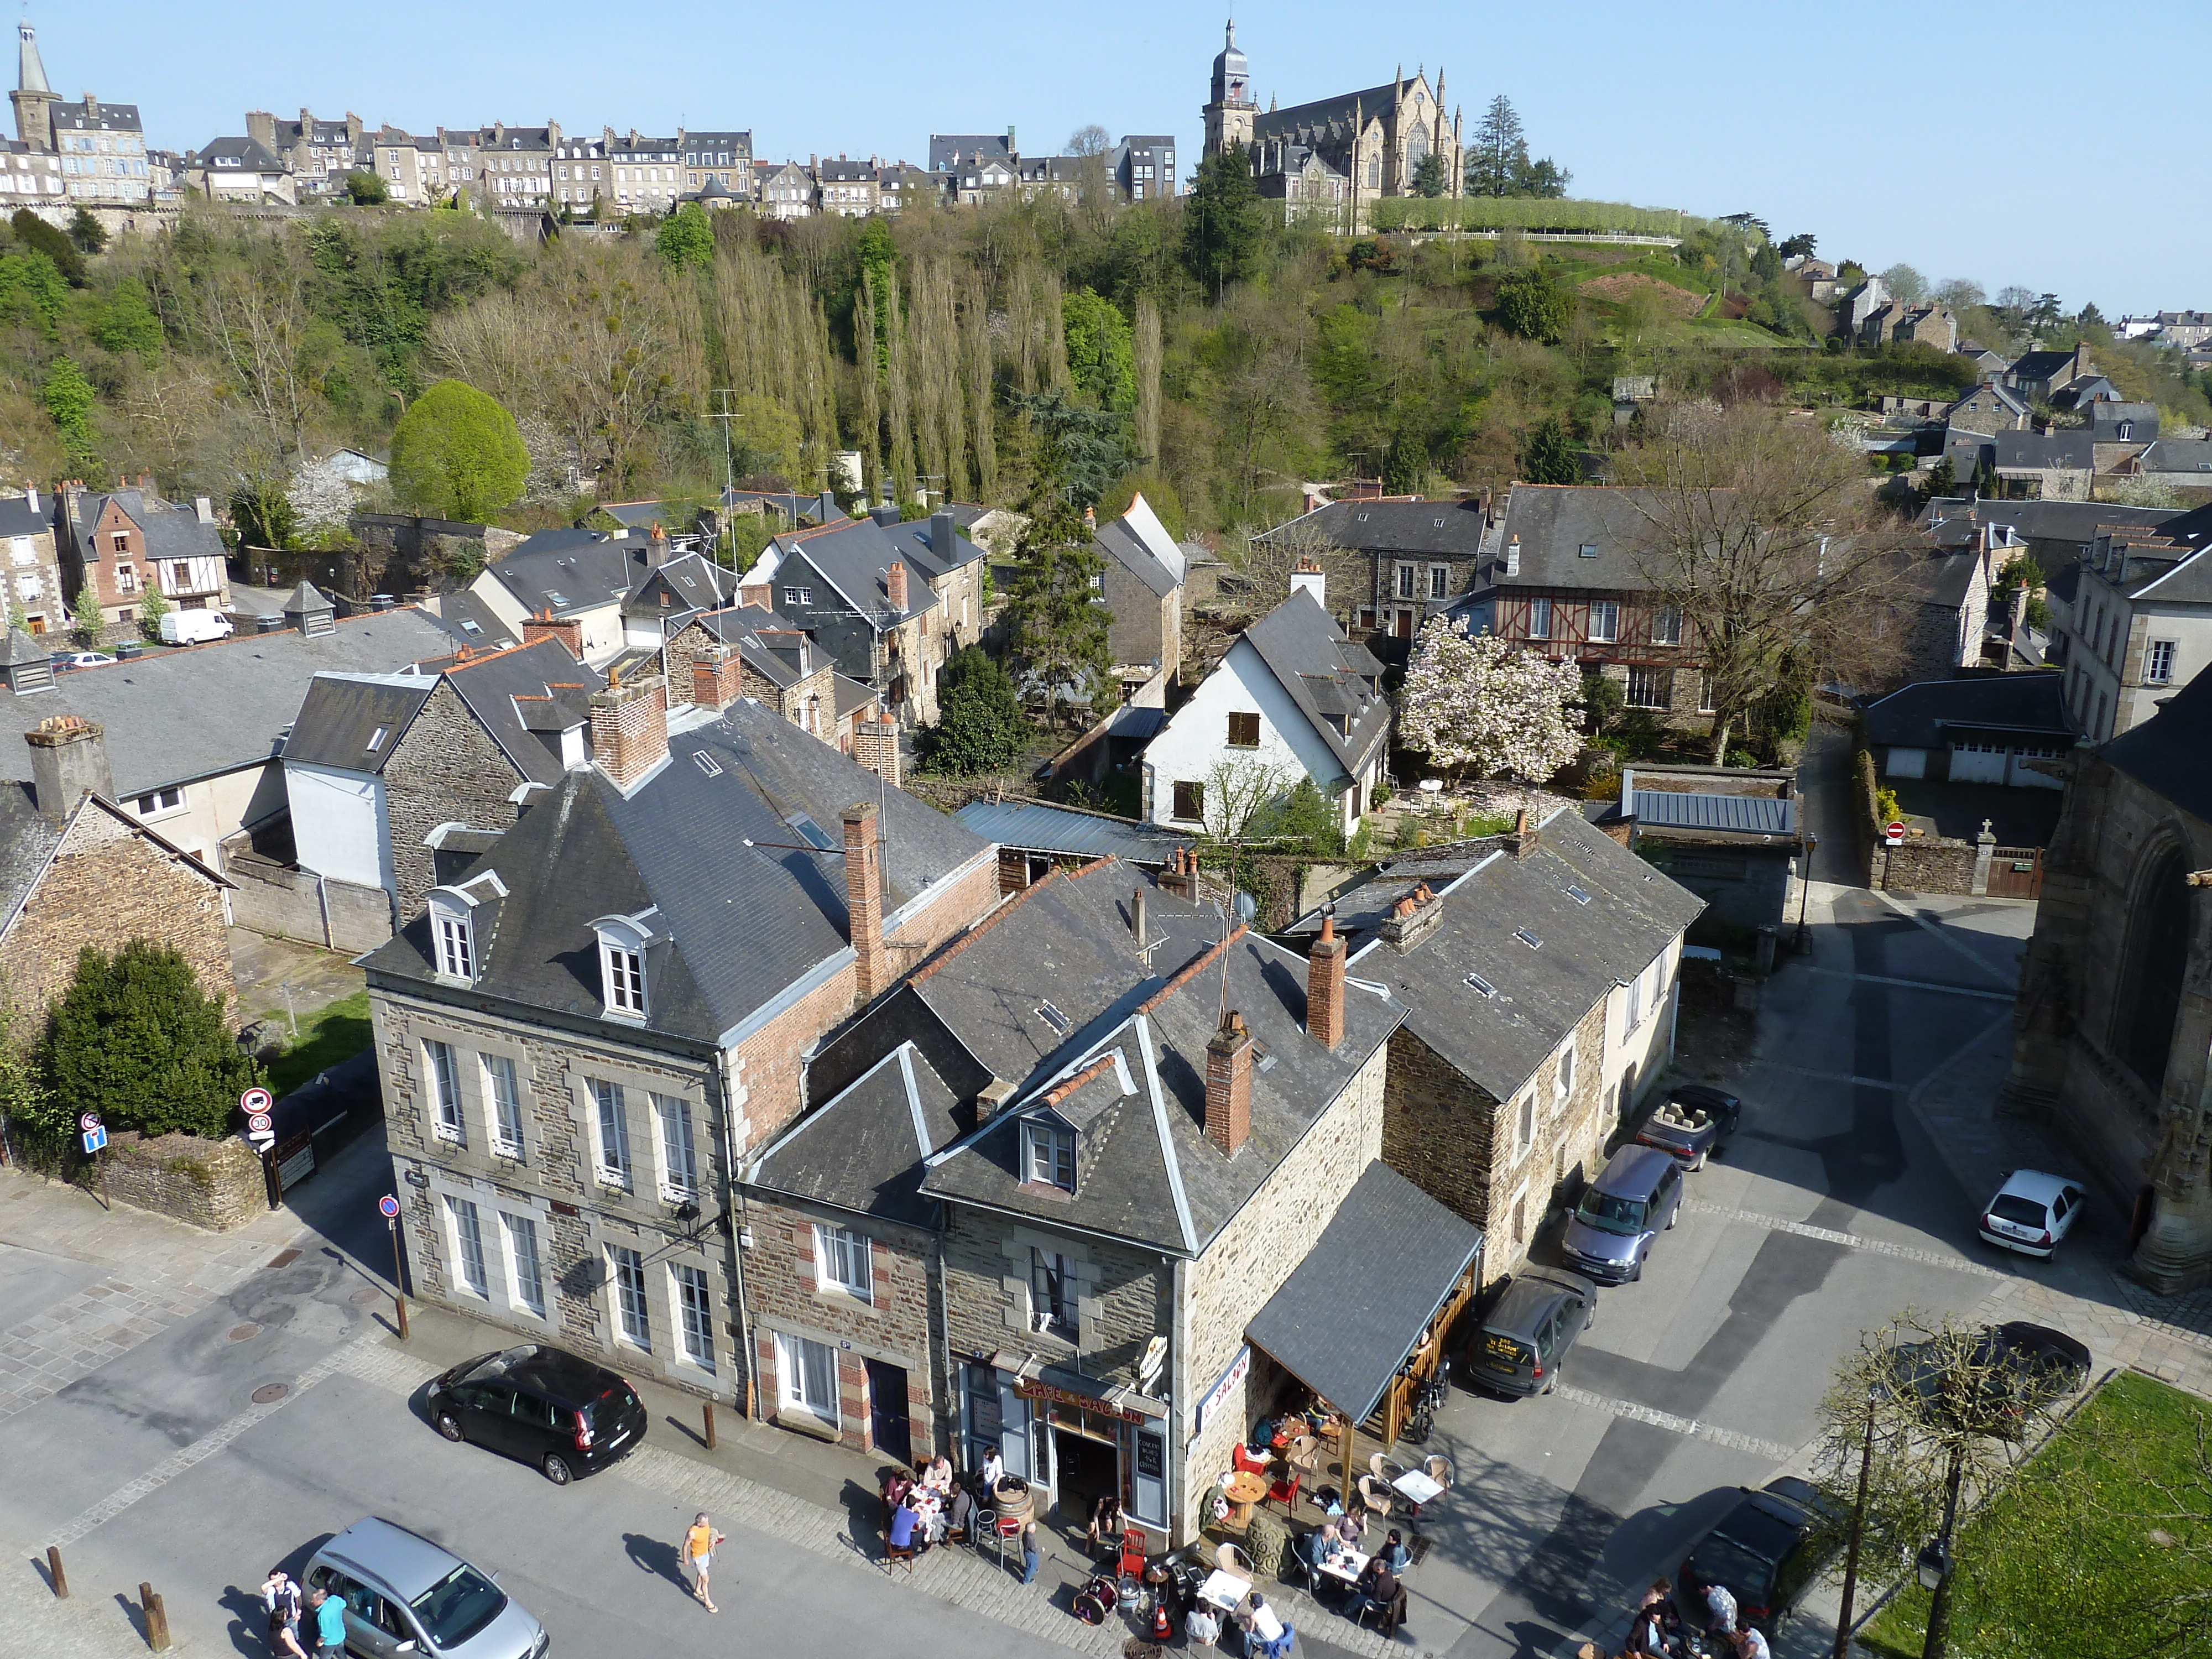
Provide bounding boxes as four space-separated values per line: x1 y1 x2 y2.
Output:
1142 578 1391 838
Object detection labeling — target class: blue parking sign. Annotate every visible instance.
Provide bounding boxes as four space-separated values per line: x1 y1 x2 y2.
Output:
82 1125 107 1155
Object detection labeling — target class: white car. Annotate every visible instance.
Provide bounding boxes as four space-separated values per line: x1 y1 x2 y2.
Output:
54 651 115 670
1979 1169 2085 1258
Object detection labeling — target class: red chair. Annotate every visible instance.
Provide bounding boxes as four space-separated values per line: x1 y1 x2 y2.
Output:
1232 1444 1272 1477
1117 1526 1148 1579
1267 1469 1301 1511
992 1512 1024 1569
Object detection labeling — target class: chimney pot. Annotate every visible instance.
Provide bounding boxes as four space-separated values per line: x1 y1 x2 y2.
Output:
1515 807 1537 859
523 611 585 661
1131 886 1147 944
842 802 888 1001
1205 1010 1253 1156
1307 914 1347 1050
1504 535 1521 577
588 669 669 787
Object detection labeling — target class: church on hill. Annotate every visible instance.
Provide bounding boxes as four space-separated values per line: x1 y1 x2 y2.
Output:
1201 19 1462 230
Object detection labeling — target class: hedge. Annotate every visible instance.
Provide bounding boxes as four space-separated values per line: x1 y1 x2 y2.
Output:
1368 197 1699 238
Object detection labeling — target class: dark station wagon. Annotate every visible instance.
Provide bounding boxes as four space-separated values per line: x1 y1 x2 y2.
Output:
1457 1265 1597 1397
426 1344 648 1485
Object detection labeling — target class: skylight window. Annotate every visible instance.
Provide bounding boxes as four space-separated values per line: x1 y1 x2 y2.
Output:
692 752 723 777
1036 1001 1072 1035
1464 972 1497 998
545 590 567 606
1566 884 1592 905
1514 928 1543 950
459 619 482 636
366 725 389 752
788 814 837 852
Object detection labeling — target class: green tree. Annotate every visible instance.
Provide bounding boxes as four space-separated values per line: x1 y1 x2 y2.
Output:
135 579 168 640
1182 143 1268 296
388 379 530 521
1493 267 1573 343
926 646 1027 774
90 278 163 364
1062 288 1136 410
344 169 388 205
66 206 108 254
11 208 84 283
230 478 296 550
1013 389 1134 510
41 355 95 469
1006 499 1114 726
1466 96 1527 197
1510 155 1571 198
1252 776 1345 855
1518 415 1578 484
0 250 69 327
1411 153 1449 199
40 941 261 1139
656 202 715 272
70 583 105 646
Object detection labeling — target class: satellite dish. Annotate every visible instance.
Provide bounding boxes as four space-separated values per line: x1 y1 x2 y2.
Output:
1233 891 1258 924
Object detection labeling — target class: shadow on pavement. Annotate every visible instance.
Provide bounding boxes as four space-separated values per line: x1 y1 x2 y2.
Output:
620 1531 687 1593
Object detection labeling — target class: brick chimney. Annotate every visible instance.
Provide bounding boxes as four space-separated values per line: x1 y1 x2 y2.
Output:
688 642 742 712
1515 808 1537 859
853 708 901 787
588 665 669 788
885 559 908 614
26 715 112 823
842 801 887 1001
1307 915 1347 1049
523 608 584 661
1205 1011 1254 1156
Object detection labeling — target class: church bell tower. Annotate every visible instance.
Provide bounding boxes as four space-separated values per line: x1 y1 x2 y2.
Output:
1202 19 1256 160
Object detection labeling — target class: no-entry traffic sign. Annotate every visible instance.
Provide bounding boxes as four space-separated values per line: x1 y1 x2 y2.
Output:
1885 821 1906 844
379 1194 401 1220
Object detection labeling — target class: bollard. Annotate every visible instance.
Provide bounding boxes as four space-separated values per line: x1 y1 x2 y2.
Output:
703 1401 717 1450
140 1583 171 1651
45 1545 67 1599
395 1293 410 1342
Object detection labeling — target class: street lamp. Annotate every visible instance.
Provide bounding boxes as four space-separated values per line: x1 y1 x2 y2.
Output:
1914 1540 1951 1592
1793 833 1819 953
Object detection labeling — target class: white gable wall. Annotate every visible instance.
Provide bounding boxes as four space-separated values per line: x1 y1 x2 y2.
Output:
286 761 391 895
1142 637 1355 834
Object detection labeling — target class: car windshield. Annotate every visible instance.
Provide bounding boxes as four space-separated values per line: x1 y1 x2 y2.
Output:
1989 1194 2048 1227
409 1563 506 1648
1576 1190 1646 1235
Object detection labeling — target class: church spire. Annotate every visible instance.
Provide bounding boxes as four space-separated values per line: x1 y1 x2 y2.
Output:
18 20 49 96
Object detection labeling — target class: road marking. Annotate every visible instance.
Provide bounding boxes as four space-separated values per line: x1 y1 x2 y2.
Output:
44 1335 372 1548
1801 966 2015 1003
1683 1199 2006 1278
1748 1061 1903 1091
1553 1385 1796 1461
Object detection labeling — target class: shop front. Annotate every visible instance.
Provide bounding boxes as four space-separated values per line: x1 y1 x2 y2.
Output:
961 1358 1171 1536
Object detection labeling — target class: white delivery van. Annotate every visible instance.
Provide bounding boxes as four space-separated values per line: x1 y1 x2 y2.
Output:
159 609 235 645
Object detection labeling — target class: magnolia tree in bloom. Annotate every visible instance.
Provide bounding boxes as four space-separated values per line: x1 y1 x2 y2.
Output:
1400 619 1585 781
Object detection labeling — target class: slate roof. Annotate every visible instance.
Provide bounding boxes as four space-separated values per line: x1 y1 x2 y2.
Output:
1921 496 2187 551
486 533 659 617
1995 431 2094 471
1287 808 1704 1104
2103 664 2212 828
361 700 990 1045
879 514 987 581
194 135 289 173
0 494 50 539
953 801 1193 867
928 133 1013 170
416 638 601 784
2137 440 2212 476
430 589 519 650
1240 588 1392 776
832 674 877 719
2090 403 2159 440
750 1041 962 1227
283 676 432 774
773 518 938 630
2127 546 2212 605
1863 675 2072 750
1271 497 1488 559
0 611 456 796
1492 484 1670 592
1245 1160 1483 1420
676 604 820 690
65 488 225 565
626 551 737 626
0 783 61 926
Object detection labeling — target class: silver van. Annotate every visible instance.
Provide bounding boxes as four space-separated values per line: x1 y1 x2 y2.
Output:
305 1517 547 1659
1561 1145 1683 1284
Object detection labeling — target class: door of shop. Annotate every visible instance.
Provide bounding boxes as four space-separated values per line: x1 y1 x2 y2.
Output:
865 1359 911 1465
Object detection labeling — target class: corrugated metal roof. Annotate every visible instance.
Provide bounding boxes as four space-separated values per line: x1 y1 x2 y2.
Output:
953 801 1192 866
1632 789 1794 834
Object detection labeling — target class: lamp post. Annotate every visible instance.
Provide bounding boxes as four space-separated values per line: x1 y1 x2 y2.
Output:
1793 833 1819 953
1918 1441 1965 1659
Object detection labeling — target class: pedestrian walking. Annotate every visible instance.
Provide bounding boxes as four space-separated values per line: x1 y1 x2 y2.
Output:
306 1587 346 1659
1019 1521 1041 1585
260 1568 305 1659
684 1512 726 1613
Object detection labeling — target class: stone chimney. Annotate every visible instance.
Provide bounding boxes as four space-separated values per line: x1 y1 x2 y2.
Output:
1205 1011 1253 1157
842 801 887 1001
1130 886 1147 945
1379 881 1447 953
27 715 111 823
885 559 908 614
1504 536 1521 576
246 109 275 149
523 608 584 661
853 708 901 787
1290 557 1326 605
688 642 742 711
588 665 669 788
930 509 956 564
1306 915 1347 1050
1515 808 1537 860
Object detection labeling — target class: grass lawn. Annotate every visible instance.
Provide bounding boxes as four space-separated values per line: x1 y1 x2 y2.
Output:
1862 1372 2211 1659
265 989 374 1100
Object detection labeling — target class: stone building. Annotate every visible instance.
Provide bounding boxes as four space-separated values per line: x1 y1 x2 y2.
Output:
245 108 366 201
0 716 234 1021
1090 494 1187 698
2048 515 2212 740
2004 665 2212 1291
1282 806 1702 1282
11 23 153 210
361 695 1000 1402
1201 20 1460 230
0 487 65 637
1266 493 1493 652
55 482 232 633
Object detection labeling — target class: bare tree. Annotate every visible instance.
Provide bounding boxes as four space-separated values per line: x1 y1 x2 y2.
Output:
1202 755 1295 842
1607 403 1913 763
1216 517 1358 626
1065 125 1112 157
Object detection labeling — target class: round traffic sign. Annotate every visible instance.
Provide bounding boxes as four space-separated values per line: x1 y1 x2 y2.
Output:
247 1112 273 1133
241 1087 274 1113
1886 821 1906 835
79 1112 100 1132
379 1195 401 1219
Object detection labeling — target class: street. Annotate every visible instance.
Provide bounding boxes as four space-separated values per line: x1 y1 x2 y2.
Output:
2 880 2207 1659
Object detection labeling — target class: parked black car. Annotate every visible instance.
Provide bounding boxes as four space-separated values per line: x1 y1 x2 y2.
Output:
1456 1265 1597 1397
1677 1475 1845 1636
1636 1084 1743 1170
426 1344 648 1485
1886 1321 2093 1434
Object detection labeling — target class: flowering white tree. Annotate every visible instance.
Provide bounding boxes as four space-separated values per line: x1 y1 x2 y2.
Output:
1400 619 1584 782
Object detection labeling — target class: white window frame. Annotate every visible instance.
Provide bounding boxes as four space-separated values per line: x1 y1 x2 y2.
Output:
432 909 473 979
1527 596 1552 640
503 1211 546 1317
1653 605 1683 646
776 1330 838 1423
1024 1119 1076 1191
446 1194 489 1299
655 1092 698 1201
1589 599 1620 644
814 1223 874 1302
672 1262 715 1371
1626 972 1643 1034
1030 1248 1078 1340
1395 563 1416 600
483 1054 524 1158
608 1243 651 1349
425 1039 464 1144
589 1078 632 1188
2146 638 2176 685
1512 1091 1536 1164
1554 1040 1577 1109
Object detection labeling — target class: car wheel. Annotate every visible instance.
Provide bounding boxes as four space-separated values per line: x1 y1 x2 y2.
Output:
1691 1149 1708 1172
542 1453 573 1486
435 1412 463 1443
1666 1207 1678 1230
1542 1372 1557 1395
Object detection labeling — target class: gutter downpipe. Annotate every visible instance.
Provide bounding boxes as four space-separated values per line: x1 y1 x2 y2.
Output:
717 1042 760 1421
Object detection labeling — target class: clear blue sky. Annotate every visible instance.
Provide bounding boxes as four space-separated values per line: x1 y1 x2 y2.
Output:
39 1 2209 312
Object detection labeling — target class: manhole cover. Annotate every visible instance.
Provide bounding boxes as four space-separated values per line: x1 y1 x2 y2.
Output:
351 1288 382 1306
252 1383 289 1404
268 1249 301 1269
227 1323 262 1343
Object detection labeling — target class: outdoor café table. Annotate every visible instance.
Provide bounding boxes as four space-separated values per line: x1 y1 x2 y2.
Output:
1391 1468 1445 1508
1315 1548 1370 1594
1198 1569 1252 1611
1223 1469 1270 1524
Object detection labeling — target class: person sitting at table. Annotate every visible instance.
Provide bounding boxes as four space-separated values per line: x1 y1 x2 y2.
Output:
1186 1601 1221 1649
947 1480 976 1542
1376 1528 1411 1575
1336 1505 1367 1547
1235 1592 1285 1652
888 1494 920 1555
921 1455 953 1493
1350 1555 1400 1621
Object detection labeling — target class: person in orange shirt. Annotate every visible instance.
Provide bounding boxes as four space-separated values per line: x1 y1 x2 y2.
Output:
684 1512 726 1613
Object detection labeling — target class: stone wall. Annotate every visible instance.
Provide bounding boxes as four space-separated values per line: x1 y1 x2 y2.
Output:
0 804 237 1022
383 680 527 922
103 1131 267 1232
222 848 393 953
1872 834 1978 895
938 1204 1170 1395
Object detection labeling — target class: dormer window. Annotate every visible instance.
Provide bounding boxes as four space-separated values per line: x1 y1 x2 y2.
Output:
1024 1118 1076 1191
425 880 501 982
590 910 657 1019
434 910 473 979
